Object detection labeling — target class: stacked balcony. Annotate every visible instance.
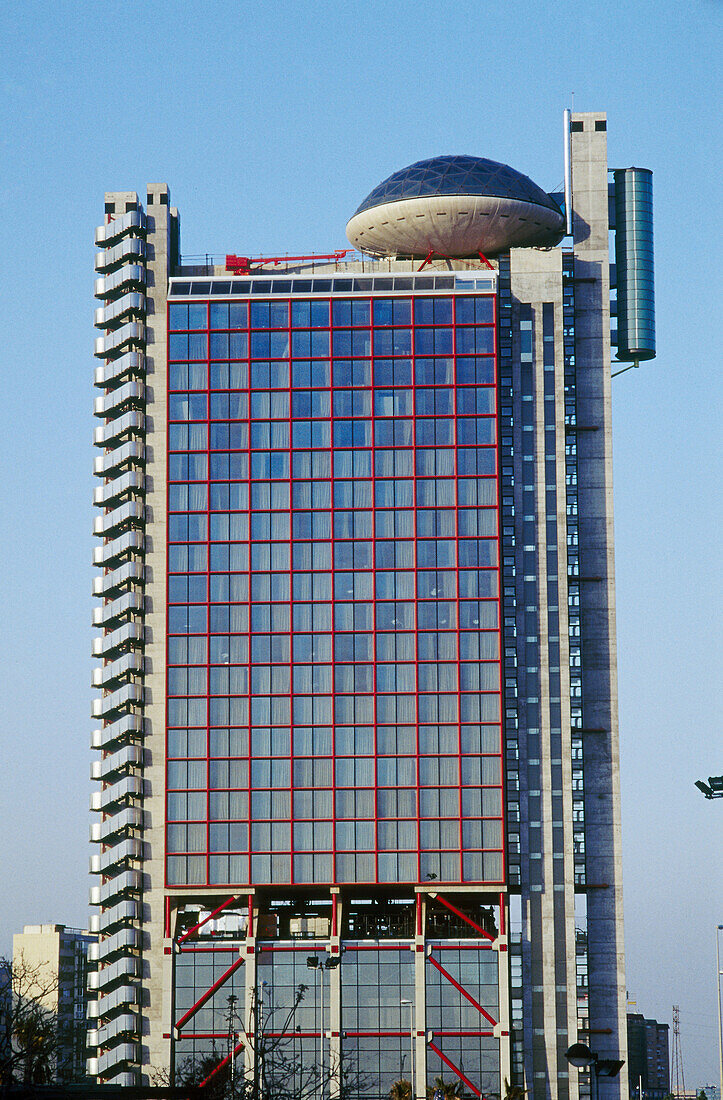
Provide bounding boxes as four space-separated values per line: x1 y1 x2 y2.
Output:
89 202 146 1086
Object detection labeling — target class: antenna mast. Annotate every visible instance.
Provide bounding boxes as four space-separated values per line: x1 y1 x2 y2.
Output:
563 107 573 237
671 1004 686 1100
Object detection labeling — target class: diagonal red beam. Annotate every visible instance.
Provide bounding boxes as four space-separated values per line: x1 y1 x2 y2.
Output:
432 894 495 941
477 250 495 270
418 249 435 271
427 955 498 1027
198 1039 245 1087
177 894 240 944
428 1040 482 1097
174 955 244 1033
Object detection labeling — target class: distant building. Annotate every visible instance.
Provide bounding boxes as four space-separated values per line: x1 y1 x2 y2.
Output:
627 1012 670 1100
11 924 97 1081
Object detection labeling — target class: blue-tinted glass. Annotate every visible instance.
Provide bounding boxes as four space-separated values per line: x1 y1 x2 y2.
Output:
291 301 311 327
230 333 248 358
354 154 562 217
310 330 329 356
373 300 393 325
169 304 189 330
310 301 329 327
332 300 352 326
169 363 188 390
251 302 270 327
210 333 229 358
169 334 188 359
251 332 270 358
188 304 207 328
188 333 208 359
210 303 229 328
229 303 247 328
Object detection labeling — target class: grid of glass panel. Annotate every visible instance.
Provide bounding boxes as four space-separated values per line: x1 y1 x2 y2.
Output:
341 948 414 1030
165 292 503 887
174 940 499 1100
425 946 498 1030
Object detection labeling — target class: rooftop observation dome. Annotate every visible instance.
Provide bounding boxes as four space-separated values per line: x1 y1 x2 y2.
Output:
346 154 565 258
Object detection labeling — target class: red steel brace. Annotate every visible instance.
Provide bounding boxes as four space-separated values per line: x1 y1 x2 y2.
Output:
431 894 496 941
199 1039 246 1087
177 894 241 945
174 955 245 1033
428 1040 483 1097
427 954 498 1027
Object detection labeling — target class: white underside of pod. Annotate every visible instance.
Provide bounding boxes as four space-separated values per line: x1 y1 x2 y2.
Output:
346 193 563 257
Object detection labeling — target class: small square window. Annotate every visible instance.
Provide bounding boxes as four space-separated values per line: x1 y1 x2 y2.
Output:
125 201 136 213
571 121 584 133
147 193 154 206
104 202 114 214
595 120 607 131
160 193 168 205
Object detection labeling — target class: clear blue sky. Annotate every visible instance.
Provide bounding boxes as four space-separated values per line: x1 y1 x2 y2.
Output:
1 0 720 1084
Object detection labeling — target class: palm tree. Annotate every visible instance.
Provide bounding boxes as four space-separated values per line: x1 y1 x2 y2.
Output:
390 1080 413 1100
428 1075 465 1100
503 1078 528 1100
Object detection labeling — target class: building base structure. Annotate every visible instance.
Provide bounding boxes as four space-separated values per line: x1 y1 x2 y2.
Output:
89 114 649 1099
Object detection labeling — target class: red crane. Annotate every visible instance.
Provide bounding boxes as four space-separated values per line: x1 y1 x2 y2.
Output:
225 250 353 275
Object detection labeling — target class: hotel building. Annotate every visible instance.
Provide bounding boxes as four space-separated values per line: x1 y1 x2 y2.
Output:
89 112 654 1098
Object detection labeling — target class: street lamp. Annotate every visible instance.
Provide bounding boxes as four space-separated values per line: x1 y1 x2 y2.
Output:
307 957 323 1095
307 954 341 1099
400 999 415 1100
716 925 723 1100
695 775 723 799
565 1043 625 1100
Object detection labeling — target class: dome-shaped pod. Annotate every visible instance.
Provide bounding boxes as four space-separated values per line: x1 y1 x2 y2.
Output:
346 155 564 257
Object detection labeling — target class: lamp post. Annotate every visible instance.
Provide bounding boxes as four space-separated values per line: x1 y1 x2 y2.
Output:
565 1043 625 1100
400 999 414 1100
716 925 723 1100
259 980 269 1100
307 953 341 1099
695 775 723 799
307 957 322 1095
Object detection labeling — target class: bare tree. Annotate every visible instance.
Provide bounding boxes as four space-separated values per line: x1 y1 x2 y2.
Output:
152 983 370 1100
0 954 70 1093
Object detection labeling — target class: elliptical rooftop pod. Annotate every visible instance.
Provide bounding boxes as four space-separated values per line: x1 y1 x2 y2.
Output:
613 167 656 365
345 154 564 258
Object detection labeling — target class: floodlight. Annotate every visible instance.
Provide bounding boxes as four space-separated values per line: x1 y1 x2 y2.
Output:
596 1059 625 1078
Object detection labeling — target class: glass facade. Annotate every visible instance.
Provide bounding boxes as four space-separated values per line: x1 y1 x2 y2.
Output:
165 289 504 890
173 910 501 1099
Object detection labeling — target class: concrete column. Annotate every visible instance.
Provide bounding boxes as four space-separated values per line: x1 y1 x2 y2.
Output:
328 888 342 1099
496 907 512 1088
571 113 627 1100
140 184 172 1082
243 896 257 1086
414 893 427 1100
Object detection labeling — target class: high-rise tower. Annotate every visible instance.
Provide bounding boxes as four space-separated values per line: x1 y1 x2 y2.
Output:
89 113 652 1099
